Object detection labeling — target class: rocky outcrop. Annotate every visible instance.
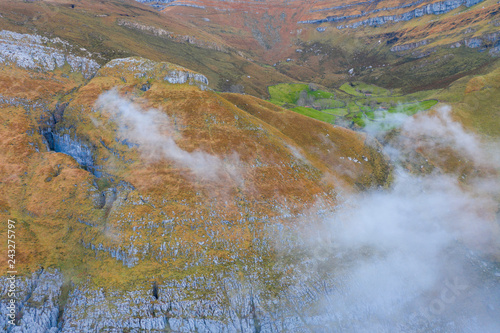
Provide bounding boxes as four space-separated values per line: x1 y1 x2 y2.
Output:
81 241 140 268
164 69 209 85
0 266 333 332
490 40 500 56
52 133 95 169
166 2 206 9
390 33 500 55
135 0 175 3
117 19 227 53
0 94 44 109
0 270 63 332
464 37 483 48
99 57 209 89
0 30 100 79
2 247 499 333
41 128 103 176
135 0 205 8
310 0 378 13
390 39 430 52
299 0 485 29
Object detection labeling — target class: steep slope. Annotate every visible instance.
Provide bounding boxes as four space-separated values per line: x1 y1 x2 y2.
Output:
0 31 391 330
154 0 500 90
0 0 292 96
434 59 500 137
0 1 499 331
2 0 498 97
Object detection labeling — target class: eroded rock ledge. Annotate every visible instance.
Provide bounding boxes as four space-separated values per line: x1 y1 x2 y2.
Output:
299 0 485 29
0 30 100 79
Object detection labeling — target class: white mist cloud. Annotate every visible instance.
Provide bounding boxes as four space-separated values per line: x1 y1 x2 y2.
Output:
401 105 489 167
292 104 500 332
365 105 500 169
363 110 409 135
312 173 500 332
96 90 240 181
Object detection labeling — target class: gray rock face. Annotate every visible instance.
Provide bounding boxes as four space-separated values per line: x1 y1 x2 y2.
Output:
41 125 100 175
0 201 498 332
0 270 63 332
490 40 500 56
164 70 209 86
0 30 100 79
117 20 227 53
0 94 44 109
135 0 175 3
390 33 500 54
486 29 500 56
102 57 210 89
81 240 140 268
464 37 483 48
2 254 499 333
10 270 327 333
52 133 94 169
299 0 485 28
390 39 429 52
134 0 205 9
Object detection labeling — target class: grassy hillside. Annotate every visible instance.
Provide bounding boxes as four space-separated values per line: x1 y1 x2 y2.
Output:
0 57 390 289
434 59 500 137
0 0 292 97
0 0 498 291
267 81 438 128
1 0 499 97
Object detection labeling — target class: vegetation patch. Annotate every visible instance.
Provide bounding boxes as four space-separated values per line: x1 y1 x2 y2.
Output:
268 82 438 129
291 106 337 123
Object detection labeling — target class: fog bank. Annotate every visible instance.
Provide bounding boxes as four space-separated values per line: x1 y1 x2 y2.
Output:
296 105 500 332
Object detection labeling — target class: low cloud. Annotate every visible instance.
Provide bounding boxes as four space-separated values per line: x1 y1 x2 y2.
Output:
365 105 500 169
363 109 409 135
289 104 500 331
401 105 490 167
96 90 240 181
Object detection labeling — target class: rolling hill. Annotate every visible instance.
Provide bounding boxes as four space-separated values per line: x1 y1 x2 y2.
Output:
0 0 499 331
